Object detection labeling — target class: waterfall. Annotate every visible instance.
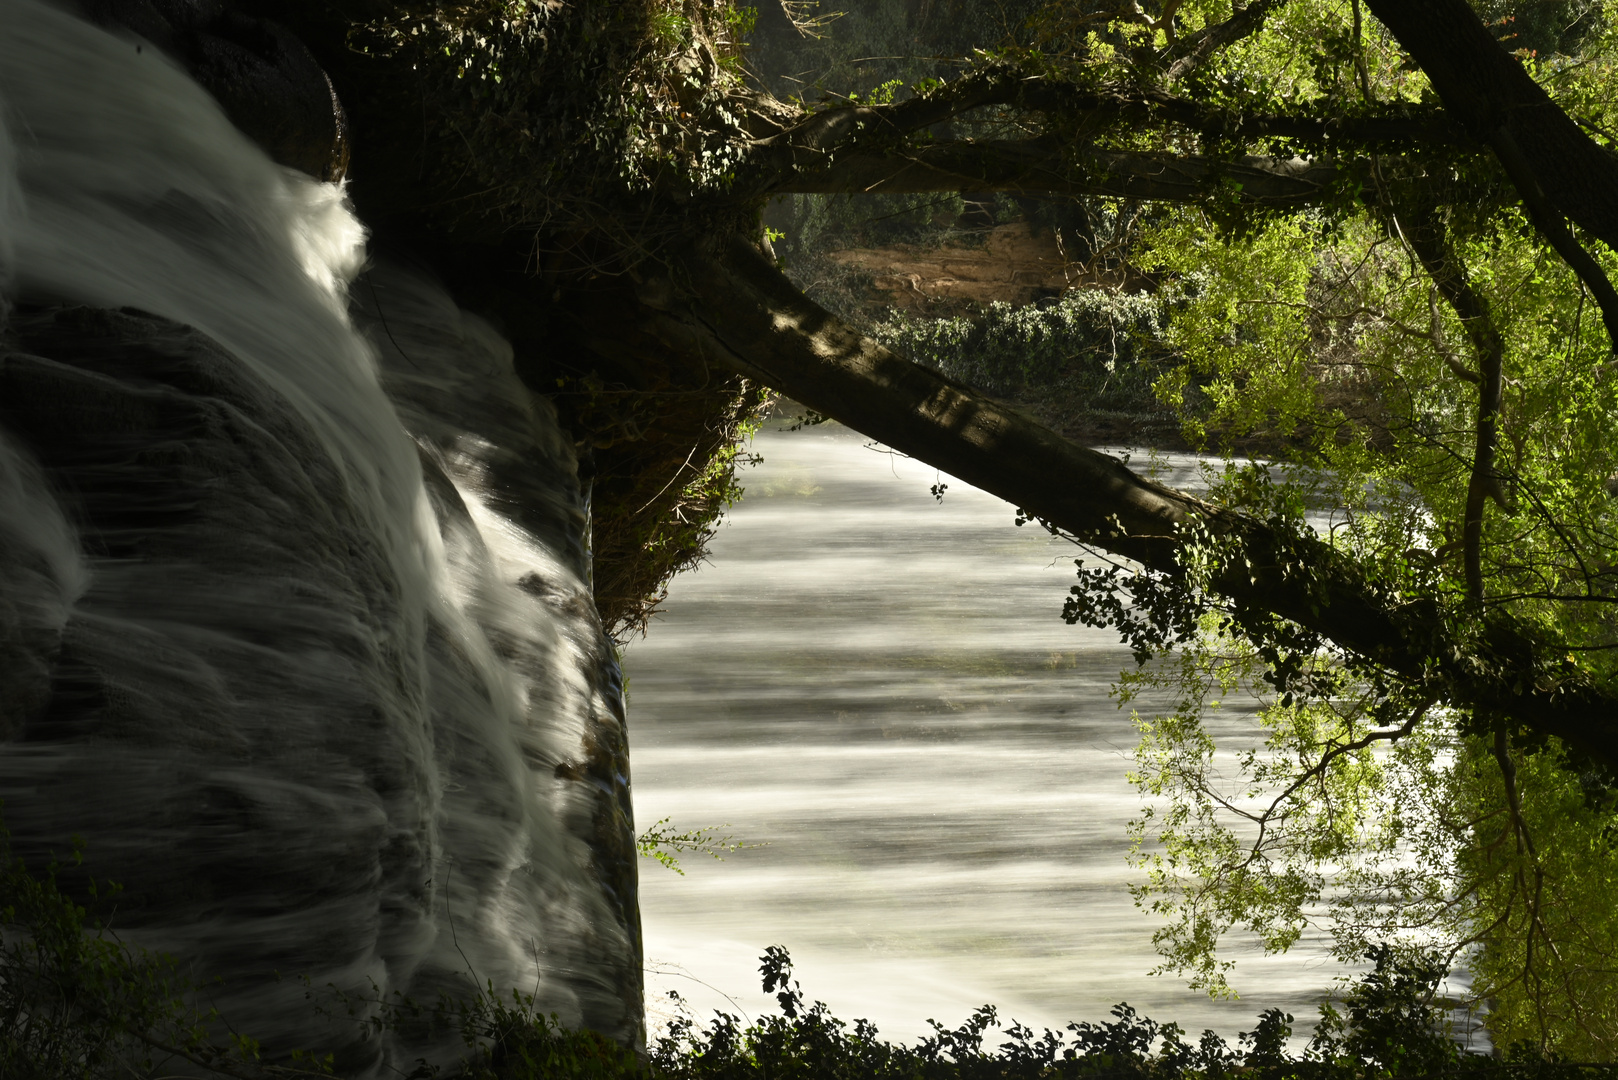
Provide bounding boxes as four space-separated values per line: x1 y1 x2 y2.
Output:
0 0 640 1071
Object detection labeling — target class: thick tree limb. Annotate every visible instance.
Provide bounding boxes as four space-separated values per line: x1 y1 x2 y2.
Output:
1362 0 1618 254
748 79 1010 171
1110 90 1464 147
617 235 1618 768
1487 129 1618 352
768 138 1347 206
751 76 1464 187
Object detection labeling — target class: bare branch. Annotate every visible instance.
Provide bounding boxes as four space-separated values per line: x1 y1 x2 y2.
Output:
1387 204 1506 601
1243 698 1431 866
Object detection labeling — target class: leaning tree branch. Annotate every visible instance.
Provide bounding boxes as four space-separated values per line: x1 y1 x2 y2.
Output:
753 75 1466 179
1115 89 1465 147
614 234 1618 769
1487 128 1618 353
745 72 1015 177
767 138 1349 206
1362 0 1618 254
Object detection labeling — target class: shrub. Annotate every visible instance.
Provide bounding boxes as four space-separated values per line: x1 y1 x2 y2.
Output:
0 828 299 1079
7 824 1617 1079
871 288 1171 411
649 945 1618 1080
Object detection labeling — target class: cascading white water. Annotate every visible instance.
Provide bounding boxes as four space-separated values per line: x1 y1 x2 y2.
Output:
0 1 639 1071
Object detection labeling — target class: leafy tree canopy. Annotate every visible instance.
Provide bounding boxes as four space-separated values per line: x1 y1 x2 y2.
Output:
725 0 1618 1056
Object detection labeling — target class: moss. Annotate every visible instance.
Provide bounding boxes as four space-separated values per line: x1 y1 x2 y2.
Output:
272 0 759 251
588 379 771 641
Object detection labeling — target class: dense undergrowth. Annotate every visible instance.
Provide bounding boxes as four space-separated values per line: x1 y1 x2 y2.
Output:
6 829 1617 1080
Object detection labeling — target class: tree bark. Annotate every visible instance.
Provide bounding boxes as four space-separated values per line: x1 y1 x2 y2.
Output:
617 234 1618 768
1362 0 1618 254
1390 205 1506 601
769 140 1347 207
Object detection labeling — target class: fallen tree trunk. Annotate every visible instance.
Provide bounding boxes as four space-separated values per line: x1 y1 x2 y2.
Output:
619 234 1618 768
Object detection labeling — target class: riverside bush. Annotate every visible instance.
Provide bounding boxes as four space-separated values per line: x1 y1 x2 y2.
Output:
869 289 1170 409
645 945 1618 1080
5 830 1617 1079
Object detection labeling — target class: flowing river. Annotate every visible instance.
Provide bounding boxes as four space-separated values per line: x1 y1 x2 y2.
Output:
624 417 1343 1046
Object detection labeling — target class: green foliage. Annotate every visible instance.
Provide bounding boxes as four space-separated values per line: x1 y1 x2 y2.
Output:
871 288 1170 409
594 380 773 641
738 2 1618 1049
747 0 1618 1058
1116 608 1448 999
1308 946 1468 1076
649 945 1617 1080
1034 4 1618 1044
1143 214 1324 447
1473 0 1605 59
1459 740 1618 1057
1082 426 1618 1049
635 818 751 875
0 824 328 1079
316 0 763 249
747 0 1046 103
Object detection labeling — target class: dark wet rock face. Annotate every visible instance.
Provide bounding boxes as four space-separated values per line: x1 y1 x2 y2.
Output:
0 306 437 1066
186 13 350 181
81 0 349 179
0 6 642 1068
0 289 643 1067
0 432 77 744
355 260 645 1050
